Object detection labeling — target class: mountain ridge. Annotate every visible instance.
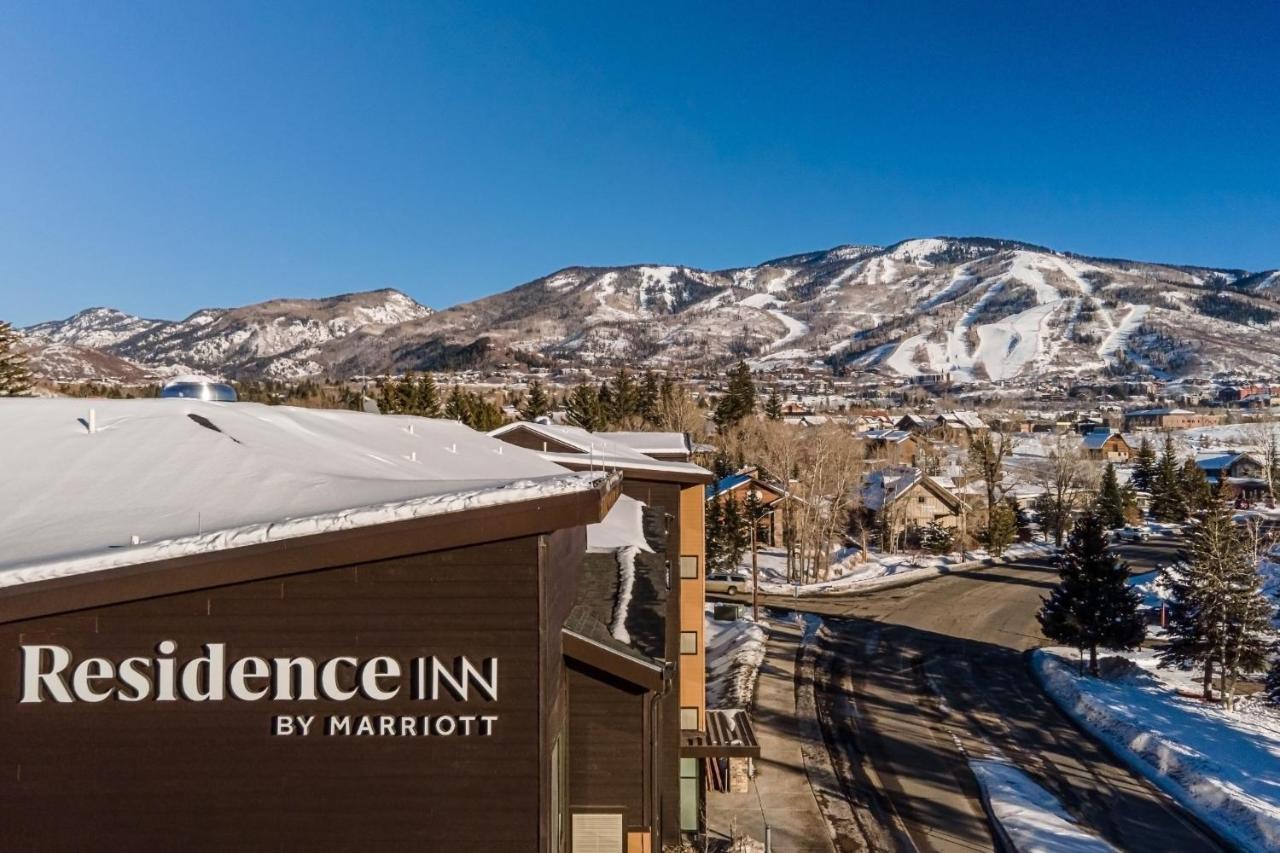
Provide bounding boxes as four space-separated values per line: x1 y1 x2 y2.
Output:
19 238 1280 387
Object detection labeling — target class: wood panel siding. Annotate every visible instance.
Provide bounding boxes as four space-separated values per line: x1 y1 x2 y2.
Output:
0 535 554 853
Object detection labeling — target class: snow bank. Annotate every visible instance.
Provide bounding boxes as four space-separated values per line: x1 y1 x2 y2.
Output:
705 606 766 709
1033 650 1280 852
969 758 1115 852
746 542 1055 597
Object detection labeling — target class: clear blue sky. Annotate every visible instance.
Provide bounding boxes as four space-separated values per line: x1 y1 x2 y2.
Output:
3 1 1278 326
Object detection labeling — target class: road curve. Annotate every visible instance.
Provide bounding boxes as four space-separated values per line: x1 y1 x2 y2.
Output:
745 552 1226 853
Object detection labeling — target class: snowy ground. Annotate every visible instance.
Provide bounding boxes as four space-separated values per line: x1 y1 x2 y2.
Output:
705 604 767 709
969 758 1115 852
738 542 1055 597
1034 648 1280 852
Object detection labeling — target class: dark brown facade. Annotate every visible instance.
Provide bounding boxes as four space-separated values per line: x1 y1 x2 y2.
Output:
0 485 614 853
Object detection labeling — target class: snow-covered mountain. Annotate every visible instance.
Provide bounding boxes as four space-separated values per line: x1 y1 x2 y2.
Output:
22 289 433 382
19 239 1280 385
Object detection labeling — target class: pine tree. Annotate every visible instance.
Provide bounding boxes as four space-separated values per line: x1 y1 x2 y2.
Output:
1179 459 1215 515
705 494 725 573
1150 432 1186 522
519 379 552 421
920 522 955 556
1132 436 1157 492
565 384 608 432
764 389 783 421
444 384 467 422
983 500 1017 557
1096 463 1126 529
1159 501 1273 706
608 368 641 426
1266 430 1280 499
1266 653 1280 707
378 376 406 415
713 361 756 429
638 371 661 425
1038 510 1146 676
0 321 33 396
415 373 442 418
720 496 750 571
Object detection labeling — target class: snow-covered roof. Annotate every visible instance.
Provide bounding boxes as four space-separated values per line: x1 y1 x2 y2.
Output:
858 428 915 444
587 495 653 554
862 466 964 512
1127 407 1194 416
938 410 988 430
598 431 691 457
1082 431 1128 450
489 421 711 480
0 399 602 587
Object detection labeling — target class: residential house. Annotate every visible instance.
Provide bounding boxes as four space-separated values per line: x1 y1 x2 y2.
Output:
855 428 922 467
1195 451 1270 501
704 472 790 547
861 466 968 548
1082 430 1135 462
930 410 989 446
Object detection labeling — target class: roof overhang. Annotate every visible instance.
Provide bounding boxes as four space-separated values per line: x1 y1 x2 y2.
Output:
562 628 667 692
551 456 713 485
0 472 623 625
681 709 761 758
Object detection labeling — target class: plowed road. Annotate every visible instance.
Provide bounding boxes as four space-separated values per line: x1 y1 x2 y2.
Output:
733 545 1226 852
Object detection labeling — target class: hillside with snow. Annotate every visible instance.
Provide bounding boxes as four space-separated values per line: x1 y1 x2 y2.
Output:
19 238 1280 383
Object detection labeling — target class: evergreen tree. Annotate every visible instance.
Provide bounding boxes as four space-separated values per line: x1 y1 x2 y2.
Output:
720 496 750 571
1179 459 1215 515
1038 510 1146 676
415 372 442 418
1096 463 1126 529
1266 652 1280 707
638 371 661 425
1266 430 1280 499
444 384 467 422
1150 432 1187 522
983 500 1018 557
565 384 608 432
378 376 406 415
519 379 552 421
764 389 783 421
608 368 642 426
713 361 756 428
920 522 955 556
704 495 725 573
1132 436 1157 492
1032 491 1066 545
1159 501 1274 706
0 320 33 396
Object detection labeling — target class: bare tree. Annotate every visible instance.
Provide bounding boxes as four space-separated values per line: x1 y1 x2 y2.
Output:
1032 433 1098 547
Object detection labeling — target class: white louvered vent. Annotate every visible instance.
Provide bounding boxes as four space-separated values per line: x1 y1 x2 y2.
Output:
571 812 622 853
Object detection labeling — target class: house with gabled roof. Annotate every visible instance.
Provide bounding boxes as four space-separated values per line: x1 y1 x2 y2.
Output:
1082 430 1135 462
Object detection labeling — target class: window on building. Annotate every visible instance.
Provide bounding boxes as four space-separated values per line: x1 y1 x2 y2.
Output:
680 758 700 832
572 813 622 853
679 555 699 579
680 631 698 655
680 706 699 730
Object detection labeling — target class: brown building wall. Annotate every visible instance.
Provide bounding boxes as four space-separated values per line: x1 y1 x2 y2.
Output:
0 535 561 853
567 660 649 830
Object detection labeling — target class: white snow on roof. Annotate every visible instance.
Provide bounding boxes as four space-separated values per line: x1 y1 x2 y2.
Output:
587 495 653 554
600 431 690 456
491 422 709 478
0 399 598 586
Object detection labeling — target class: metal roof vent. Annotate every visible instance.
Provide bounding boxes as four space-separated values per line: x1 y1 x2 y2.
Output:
161 375 237 402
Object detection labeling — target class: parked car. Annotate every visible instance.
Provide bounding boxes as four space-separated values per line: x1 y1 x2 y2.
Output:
705 572 752 595
1115 526 1150 543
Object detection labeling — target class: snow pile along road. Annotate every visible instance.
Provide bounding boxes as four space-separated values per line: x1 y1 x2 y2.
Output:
704 606 766 709
1033 650 1280 852
969 758 1115 852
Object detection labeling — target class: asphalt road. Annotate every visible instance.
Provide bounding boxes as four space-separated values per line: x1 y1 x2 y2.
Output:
735 545 1227 853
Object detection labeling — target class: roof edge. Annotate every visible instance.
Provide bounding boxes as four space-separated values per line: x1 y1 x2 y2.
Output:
0 472 623 625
